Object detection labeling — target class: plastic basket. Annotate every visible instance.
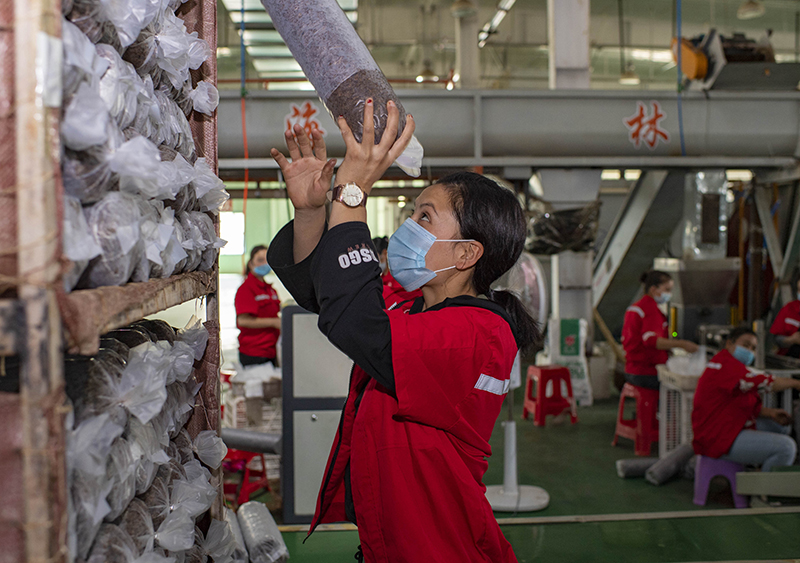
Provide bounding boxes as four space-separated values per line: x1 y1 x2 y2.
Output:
656 364 701 391
658 380 695 458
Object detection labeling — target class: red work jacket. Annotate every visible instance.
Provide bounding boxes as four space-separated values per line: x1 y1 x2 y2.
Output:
621 295 669 377
381 271 423 310
691 349 774 458
309 305 519 563
770 300 800 355
234 273 280 358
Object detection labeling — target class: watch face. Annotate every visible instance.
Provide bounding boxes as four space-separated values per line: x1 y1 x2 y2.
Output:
342 184 364 206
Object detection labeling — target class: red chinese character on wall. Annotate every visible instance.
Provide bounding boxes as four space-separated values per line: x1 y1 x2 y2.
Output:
624 101 670 149
285 101 327 141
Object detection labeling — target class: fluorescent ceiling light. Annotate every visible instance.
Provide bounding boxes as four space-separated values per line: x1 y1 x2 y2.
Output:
246 45 293 57
624 170 641 181
242 30 283 44
497 0 515 11
601 170 621 181
737 0 765 20
216 46 232 56
252 59 302 72
489 10 506 29
228 11 273 24
726 169 753 182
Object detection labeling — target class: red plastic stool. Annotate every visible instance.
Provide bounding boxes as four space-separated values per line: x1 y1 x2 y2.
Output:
522 365 578 427
612 383 659 456
223 449 272 507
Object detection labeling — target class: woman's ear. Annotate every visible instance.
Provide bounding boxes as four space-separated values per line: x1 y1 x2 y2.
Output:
456 241 484 270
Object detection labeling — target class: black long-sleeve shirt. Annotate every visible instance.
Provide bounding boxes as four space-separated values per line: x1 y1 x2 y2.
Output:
268 221 396 391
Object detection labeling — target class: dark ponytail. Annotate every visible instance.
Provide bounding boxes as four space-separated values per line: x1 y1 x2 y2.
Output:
438 171 542 351
640 270 671 291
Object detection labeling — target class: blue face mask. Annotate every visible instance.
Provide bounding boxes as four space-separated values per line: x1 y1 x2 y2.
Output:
732 345 755 366
253 263 272 277
655 292 672 305
387 218 473 292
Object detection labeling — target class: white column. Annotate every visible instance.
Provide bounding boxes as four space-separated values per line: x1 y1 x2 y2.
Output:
547 0 591 90
454 1 480 89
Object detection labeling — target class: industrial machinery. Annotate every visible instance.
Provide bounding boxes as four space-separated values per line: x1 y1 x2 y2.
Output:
677 29 800 91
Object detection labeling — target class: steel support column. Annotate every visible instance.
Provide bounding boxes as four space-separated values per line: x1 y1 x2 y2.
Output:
547 0 590 89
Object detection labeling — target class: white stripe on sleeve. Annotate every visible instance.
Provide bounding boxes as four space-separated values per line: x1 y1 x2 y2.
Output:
626 306 645 318
474 373 511 396
642 331 657 342
786 318 800 328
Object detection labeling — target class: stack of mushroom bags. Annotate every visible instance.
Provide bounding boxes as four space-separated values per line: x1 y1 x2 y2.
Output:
65 318 246 563
60 0 228 292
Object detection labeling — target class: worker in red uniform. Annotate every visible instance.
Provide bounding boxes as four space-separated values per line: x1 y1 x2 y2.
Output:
769 272 800 357
234 245 281 367
692 326 799 471
268 102 538 562
621 270 698 390
373 235 423 310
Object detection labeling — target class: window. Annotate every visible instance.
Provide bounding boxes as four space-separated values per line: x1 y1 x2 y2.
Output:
220 212 245 255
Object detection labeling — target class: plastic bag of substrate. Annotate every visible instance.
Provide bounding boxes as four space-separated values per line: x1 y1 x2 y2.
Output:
169 475 216 518
178 317 209 361
137 474 171 529
88 523 139 563
105 437 139 521
72 471 115 559
127 417 171 494
82 191 145 287
62 79 111 151
192 430 228 470
172 429 194 464
200 519 237 563
153 507 195 552
116 498 155 556
62 18 111 100
63 195 103 291
645 443 695 486
237 501 288 563
261 0 423 177
186 81 219 116
96 44 141 130
224 507 248 563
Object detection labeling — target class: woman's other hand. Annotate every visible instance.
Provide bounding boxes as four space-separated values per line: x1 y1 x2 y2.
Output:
271 125 336 211
334 99 415 193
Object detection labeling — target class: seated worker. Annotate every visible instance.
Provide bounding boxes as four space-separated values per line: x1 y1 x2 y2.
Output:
235 245 281 367
770 272 800 357
622 270 698 390
692 326 800 471
372 235 423 310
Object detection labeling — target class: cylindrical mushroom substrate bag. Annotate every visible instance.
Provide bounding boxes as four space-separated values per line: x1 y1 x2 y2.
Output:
260 0 423 177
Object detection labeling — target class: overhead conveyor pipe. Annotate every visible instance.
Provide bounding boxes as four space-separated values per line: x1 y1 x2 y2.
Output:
221 428 282 455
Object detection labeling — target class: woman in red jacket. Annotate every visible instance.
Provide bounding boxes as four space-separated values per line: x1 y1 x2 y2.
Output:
234 245 281 367
769 272 800 356
268 102 539 562
622 270 698 390
692 326 799 471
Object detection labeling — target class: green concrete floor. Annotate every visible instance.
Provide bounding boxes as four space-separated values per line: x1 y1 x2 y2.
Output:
269 391 800 561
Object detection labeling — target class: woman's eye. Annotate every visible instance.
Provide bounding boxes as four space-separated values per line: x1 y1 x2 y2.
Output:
420 213 430 222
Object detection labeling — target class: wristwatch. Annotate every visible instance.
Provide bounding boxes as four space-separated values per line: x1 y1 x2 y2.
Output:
330 182 367 208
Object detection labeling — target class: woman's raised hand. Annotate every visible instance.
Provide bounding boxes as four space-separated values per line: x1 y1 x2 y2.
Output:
271 124 336 211
334 99 415 193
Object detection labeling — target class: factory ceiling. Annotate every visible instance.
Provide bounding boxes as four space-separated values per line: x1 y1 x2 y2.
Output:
216 0 800 90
